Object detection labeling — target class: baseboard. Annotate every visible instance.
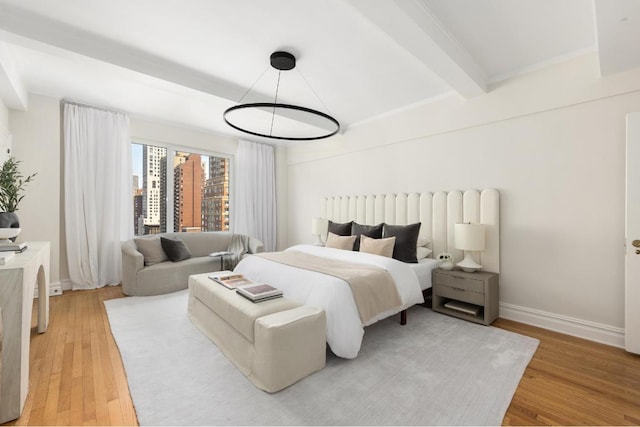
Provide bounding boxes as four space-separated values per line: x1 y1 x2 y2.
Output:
34 281 64 298
499 302 625 349
60 279 73 292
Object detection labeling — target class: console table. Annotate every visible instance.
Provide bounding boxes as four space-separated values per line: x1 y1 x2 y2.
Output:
0 241 50 423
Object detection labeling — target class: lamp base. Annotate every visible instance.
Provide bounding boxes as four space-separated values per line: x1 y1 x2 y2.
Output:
313 235 325 246
456 253 482 273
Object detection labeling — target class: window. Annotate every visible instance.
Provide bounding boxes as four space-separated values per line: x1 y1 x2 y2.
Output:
132 144 230 236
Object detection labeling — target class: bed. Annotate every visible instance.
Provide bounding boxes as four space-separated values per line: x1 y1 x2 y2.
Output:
236 189 500 359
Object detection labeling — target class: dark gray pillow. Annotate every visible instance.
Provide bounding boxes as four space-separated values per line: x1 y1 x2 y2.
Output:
351 222 384 251
160 236 192 262
382 223 421 263
328 220 353 236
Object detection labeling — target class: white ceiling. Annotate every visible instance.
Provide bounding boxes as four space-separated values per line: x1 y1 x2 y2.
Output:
0 0 638 142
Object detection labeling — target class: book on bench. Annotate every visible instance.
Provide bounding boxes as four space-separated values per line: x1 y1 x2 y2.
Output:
209 272 254 289
236 283 283 303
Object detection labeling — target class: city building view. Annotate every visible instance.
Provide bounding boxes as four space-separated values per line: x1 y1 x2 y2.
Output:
132 144 230 235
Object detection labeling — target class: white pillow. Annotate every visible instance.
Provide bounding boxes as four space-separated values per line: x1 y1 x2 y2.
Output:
325 232 357 251
416 247 432 260
417 236 431 247
359 235 396 258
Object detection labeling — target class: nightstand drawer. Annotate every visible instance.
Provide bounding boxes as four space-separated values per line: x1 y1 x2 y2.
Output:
433 273 485 293
435 283 484 306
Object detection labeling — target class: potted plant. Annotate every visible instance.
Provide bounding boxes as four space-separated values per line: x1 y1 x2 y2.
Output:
0 157 37 230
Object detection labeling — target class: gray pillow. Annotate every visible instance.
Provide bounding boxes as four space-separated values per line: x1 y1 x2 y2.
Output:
382 223 421 263
134 237 169 266
328 220 353 236
161 236 192 262
351 222 384 251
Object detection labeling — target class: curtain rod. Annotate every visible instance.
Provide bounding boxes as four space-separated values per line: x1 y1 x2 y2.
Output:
61 99 128 115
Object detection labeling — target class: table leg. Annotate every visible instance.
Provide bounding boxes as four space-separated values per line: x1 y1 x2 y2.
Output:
37 273 49 333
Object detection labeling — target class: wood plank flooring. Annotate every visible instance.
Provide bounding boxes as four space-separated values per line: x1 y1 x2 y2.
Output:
2 286 640 426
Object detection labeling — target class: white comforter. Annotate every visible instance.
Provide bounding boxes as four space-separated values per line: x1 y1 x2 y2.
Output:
234 244 424 359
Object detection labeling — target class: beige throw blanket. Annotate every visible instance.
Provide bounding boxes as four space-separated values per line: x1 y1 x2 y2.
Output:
256 251 402 324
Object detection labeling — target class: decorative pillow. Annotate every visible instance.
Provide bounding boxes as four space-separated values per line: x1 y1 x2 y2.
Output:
160 236 192 262
328 220 353 236
382 223 421 263
325 232 357 251
359 234 395 258
134 236 169 266
416 247 433 260
351 222 384 251
417 236 431 247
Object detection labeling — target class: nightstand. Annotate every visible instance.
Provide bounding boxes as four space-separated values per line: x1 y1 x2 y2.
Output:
431 269 499 325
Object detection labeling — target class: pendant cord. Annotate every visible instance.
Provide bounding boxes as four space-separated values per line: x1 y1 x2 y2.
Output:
296 68 335 116
237 66 269 103
269 70 282 137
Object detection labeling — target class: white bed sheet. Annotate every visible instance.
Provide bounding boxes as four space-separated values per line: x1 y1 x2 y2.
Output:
234 244 424 359
410 258 439 290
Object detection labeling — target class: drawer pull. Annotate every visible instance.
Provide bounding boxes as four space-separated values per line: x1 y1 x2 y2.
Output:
452 287 466 292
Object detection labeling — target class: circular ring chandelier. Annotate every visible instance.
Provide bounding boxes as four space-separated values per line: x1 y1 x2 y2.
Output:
223 51 340 141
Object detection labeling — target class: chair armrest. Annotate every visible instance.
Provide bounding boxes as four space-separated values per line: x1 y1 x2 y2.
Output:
121 240 144 294
249 237 264 254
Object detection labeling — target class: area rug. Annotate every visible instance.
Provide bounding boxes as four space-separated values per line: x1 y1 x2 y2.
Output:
105 290 538 426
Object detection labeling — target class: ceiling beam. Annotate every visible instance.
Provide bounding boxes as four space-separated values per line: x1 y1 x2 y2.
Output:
347 0 487 99
0 5 246 102
594 0 640 76
0 4 337 132
0 41 27 110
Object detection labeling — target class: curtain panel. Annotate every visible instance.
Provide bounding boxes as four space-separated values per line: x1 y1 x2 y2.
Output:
63 102 133 289
231 140 276 251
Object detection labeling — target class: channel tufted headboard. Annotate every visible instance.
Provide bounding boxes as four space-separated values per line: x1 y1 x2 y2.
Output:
320 189 500 273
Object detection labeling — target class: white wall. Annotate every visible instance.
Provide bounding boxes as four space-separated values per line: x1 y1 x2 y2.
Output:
10 95 61 282
0 99 10 163
9 94 288 286
286 53 640 344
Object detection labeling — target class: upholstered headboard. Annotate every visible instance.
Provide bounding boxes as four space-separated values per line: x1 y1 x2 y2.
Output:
320 189 500 273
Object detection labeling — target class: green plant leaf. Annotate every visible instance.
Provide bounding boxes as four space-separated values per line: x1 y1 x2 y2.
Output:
0 157 37 212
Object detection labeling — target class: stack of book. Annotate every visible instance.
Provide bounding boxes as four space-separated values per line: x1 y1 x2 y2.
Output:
208 272 283 303
209 272 254 289
0 242 27 253
236 283 283 303
444 300 480 316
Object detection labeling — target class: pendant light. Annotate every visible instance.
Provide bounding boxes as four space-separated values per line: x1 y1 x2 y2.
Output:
223 51 340 141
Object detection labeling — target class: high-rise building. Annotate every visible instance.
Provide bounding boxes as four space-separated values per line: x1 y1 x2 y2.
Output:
142 146 166 234
174 153 204 232
203 157 230 231
133 192 144 235
133 174 144 235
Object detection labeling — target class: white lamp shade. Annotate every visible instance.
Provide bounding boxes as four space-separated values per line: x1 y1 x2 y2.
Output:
311 217 326 235
454 223 485 251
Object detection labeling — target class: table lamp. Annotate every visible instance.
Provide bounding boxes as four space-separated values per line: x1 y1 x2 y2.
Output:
454 223 485 272
311 217 327 245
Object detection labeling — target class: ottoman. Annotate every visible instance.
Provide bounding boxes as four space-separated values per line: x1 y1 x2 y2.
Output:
187 273 326 393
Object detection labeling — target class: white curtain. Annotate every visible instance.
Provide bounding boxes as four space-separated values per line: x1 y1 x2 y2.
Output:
231 140 277 251
63 102 133 290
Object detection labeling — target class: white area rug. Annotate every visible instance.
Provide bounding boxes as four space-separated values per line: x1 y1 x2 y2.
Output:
105 290 538 426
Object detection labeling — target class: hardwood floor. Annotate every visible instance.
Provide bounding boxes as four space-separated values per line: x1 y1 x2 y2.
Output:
3 286 136 426
3 286 640 426
496 318 640 425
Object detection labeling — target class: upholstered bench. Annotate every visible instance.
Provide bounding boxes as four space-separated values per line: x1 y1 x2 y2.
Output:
187 273 326 393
